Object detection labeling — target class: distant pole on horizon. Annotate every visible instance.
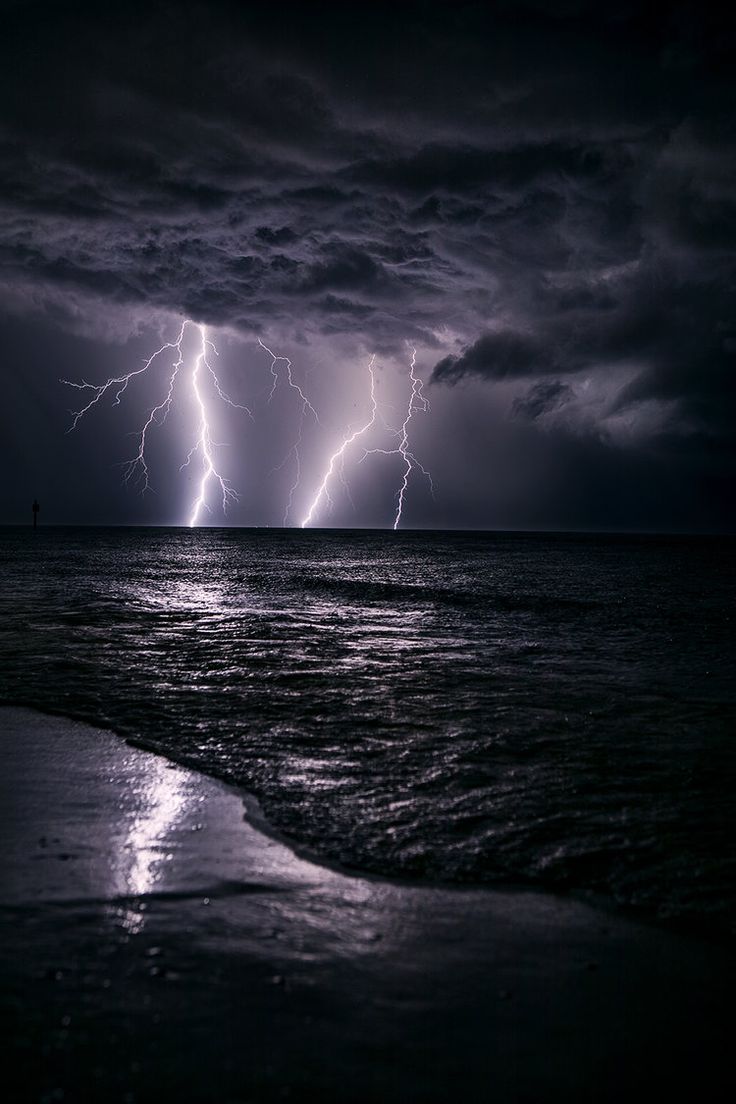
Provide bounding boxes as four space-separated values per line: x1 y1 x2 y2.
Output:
32 499 40 528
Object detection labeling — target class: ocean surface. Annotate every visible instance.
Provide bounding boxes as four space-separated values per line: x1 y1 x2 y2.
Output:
1 526 734 934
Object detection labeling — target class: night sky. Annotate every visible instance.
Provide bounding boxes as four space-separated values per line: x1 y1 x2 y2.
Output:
1 0 734 530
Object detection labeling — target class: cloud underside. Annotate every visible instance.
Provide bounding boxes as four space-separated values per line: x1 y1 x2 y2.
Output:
0 0 734 452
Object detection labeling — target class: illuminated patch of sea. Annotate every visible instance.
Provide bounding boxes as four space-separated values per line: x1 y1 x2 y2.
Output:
1 526 734 935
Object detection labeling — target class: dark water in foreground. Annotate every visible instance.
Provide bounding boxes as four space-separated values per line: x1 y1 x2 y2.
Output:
0 527 734 933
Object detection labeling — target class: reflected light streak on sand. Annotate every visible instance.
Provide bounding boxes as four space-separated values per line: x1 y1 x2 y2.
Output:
113 757 191 933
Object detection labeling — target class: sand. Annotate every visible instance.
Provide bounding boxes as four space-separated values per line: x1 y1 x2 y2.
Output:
1 705 733 1103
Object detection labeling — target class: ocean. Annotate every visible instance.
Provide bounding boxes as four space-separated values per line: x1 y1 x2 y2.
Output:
1 526 734 934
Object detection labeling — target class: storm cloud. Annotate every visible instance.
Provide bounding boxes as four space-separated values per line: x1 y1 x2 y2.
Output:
0 0 734 529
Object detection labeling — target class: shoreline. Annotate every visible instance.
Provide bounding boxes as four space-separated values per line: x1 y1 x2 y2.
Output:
2 705 735 1102
2 696 730 943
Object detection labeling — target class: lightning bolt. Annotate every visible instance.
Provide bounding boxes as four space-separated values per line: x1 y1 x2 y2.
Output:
257 339 320 525
301 354 378 528
62 319 251 527
357 344 434 529
301 345 434 529
391 343 433 528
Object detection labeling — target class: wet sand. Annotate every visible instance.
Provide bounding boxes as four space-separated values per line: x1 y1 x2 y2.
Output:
1 706 734 1103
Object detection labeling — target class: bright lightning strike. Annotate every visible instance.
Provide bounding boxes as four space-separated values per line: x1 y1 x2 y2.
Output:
181 326 244 527
390 344 433 528
257 339 320 525
62 319 251 527
301 345 434 529
356 344 434 528
301 354 378 528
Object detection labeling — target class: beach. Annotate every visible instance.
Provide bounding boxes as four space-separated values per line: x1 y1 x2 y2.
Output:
2 705 733 1103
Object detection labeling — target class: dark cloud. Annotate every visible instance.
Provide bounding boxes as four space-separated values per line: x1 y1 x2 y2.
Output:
298 245 392 297
512 381 575 421
0 1 731 341
434 332 554 384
